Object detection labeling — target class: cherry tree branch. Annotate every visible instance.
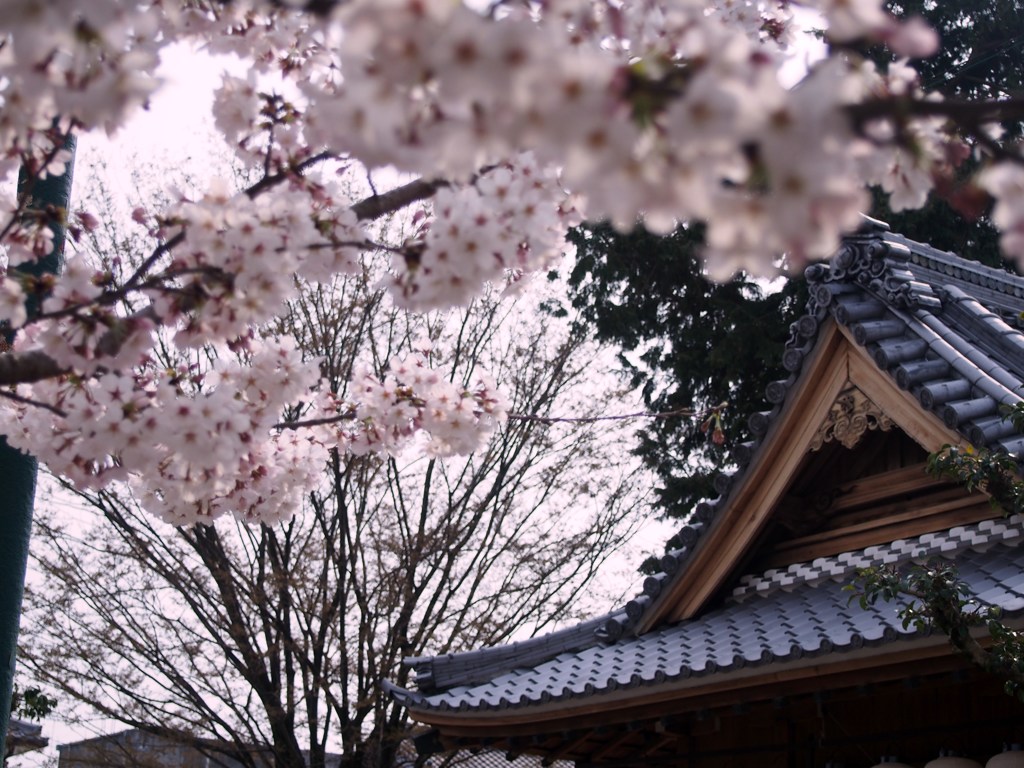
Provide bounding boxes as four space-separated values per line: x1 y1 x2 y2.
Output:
274 411 356 430
847 96 1024 125
847 96 1024 165
273 405 712 431
0 350 65 386
0 388 67 416
350 177 450 222
243 151 336 200
506 406 702 425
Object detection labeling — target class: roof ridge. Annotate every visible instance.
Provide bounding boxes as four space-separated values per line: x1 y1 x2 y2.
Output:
401 611 623 693
887 232 1024 298
731 514 1024 601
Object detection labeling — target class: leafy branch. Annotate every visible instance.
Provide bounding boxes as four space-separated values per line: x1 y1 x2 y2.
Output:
10 685 56 722
852 401 1024 700
926 442 1024 516
852 564 1024 700
925 401 1024 516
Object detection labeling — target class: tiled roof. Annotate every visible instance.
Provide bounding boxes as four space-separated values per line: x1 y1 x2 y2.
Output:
604 220 1024 639
403 613 627 692
389 534 1024 713
731 514 1024 600
390 221 1024 715
423 748 572 768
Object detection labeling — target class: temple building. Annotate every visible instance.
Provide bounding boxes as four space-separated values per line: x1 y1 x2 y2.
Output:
386 221 1024 768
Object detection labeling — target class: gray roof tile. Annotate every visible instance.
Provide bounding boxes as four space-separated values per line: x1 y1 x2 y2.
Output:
391 222 1024 715
391 540 1024 714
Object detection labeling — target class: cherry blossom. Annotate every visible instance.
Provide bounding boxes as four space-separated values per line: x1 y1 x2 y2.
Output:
0 277 26 330
0 0 1021 524
980 163 1024 266
386 154 580 310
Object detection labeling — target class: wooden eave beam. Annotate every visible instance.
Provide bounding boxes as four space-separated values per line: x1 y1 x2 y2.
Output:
409 639 970 735
589 730 642 762
764 492 991 567
638 323 849 629
820 461 947 512
639 732 679 759
546 729 599 762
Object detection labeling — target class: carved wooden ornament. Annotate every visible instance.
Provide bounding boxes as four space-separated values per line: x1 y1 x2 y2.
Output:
810 385 895 451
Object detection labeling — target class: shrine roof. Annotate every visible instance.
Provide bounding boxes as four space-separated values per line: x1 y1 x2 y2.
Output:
387 517 1024 714
388 220 1024 720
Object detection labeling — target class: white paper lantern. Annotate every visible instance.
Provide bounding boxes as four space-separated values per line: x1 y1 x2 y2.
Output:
987 745 1024 768
871 756 914 768
925 749 982 768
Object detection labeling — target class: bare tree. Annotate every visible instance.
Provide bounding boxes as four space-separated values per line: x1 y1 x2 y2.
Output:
16 167 649 768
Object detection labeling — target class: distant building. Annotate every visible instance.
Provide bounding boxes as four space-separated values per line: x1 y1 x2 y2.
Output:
57 729 342 768
5 718 48 761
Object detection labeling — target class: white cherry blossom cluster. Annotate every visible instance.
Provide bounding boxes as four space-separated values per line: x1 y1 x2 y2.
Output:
856 60 951 214
0 277 26 329
1 0 1023 524
0 336 507 525
3 176 365 372
0 1 165 181
157 179 366 346
387 155 580 310
337 352 507 457
290 0 946 278
22 254 155 375
980 163 1024 266
0 338 323 524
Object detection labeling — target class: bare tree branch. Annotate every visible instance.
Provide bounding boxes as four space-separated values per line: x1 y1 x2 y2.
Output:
21 270 650 768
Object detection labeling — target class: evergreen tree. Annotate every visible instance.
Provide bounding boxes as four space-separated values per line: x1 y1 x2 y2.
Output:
564 223 806 526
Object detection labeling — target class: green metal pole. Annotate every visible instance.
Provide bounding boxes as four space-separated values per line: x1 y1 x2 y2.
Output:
0 132 76 752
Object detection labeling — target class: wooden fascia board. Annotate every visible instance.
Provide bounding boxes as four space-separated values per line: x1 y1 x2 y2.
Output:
641 321 969 629
408 637 969 735
639 322 851 629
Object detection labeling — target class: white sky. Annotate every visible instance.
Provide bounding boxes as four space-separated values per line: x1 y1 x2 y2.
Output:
74 43 236 202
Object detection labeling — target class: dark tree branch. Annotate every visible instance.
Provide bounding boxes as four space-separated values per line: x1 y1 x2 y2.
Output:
0 349 65 386
350 177 449 222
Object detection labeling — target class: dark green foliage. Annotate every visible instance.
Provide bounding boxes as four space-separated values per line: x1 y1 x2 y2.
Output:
927 402 1024 517
852 563 1024 700
564 222 806 519
10 685 56 723
927 442 1024 516
888 0 1024 102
